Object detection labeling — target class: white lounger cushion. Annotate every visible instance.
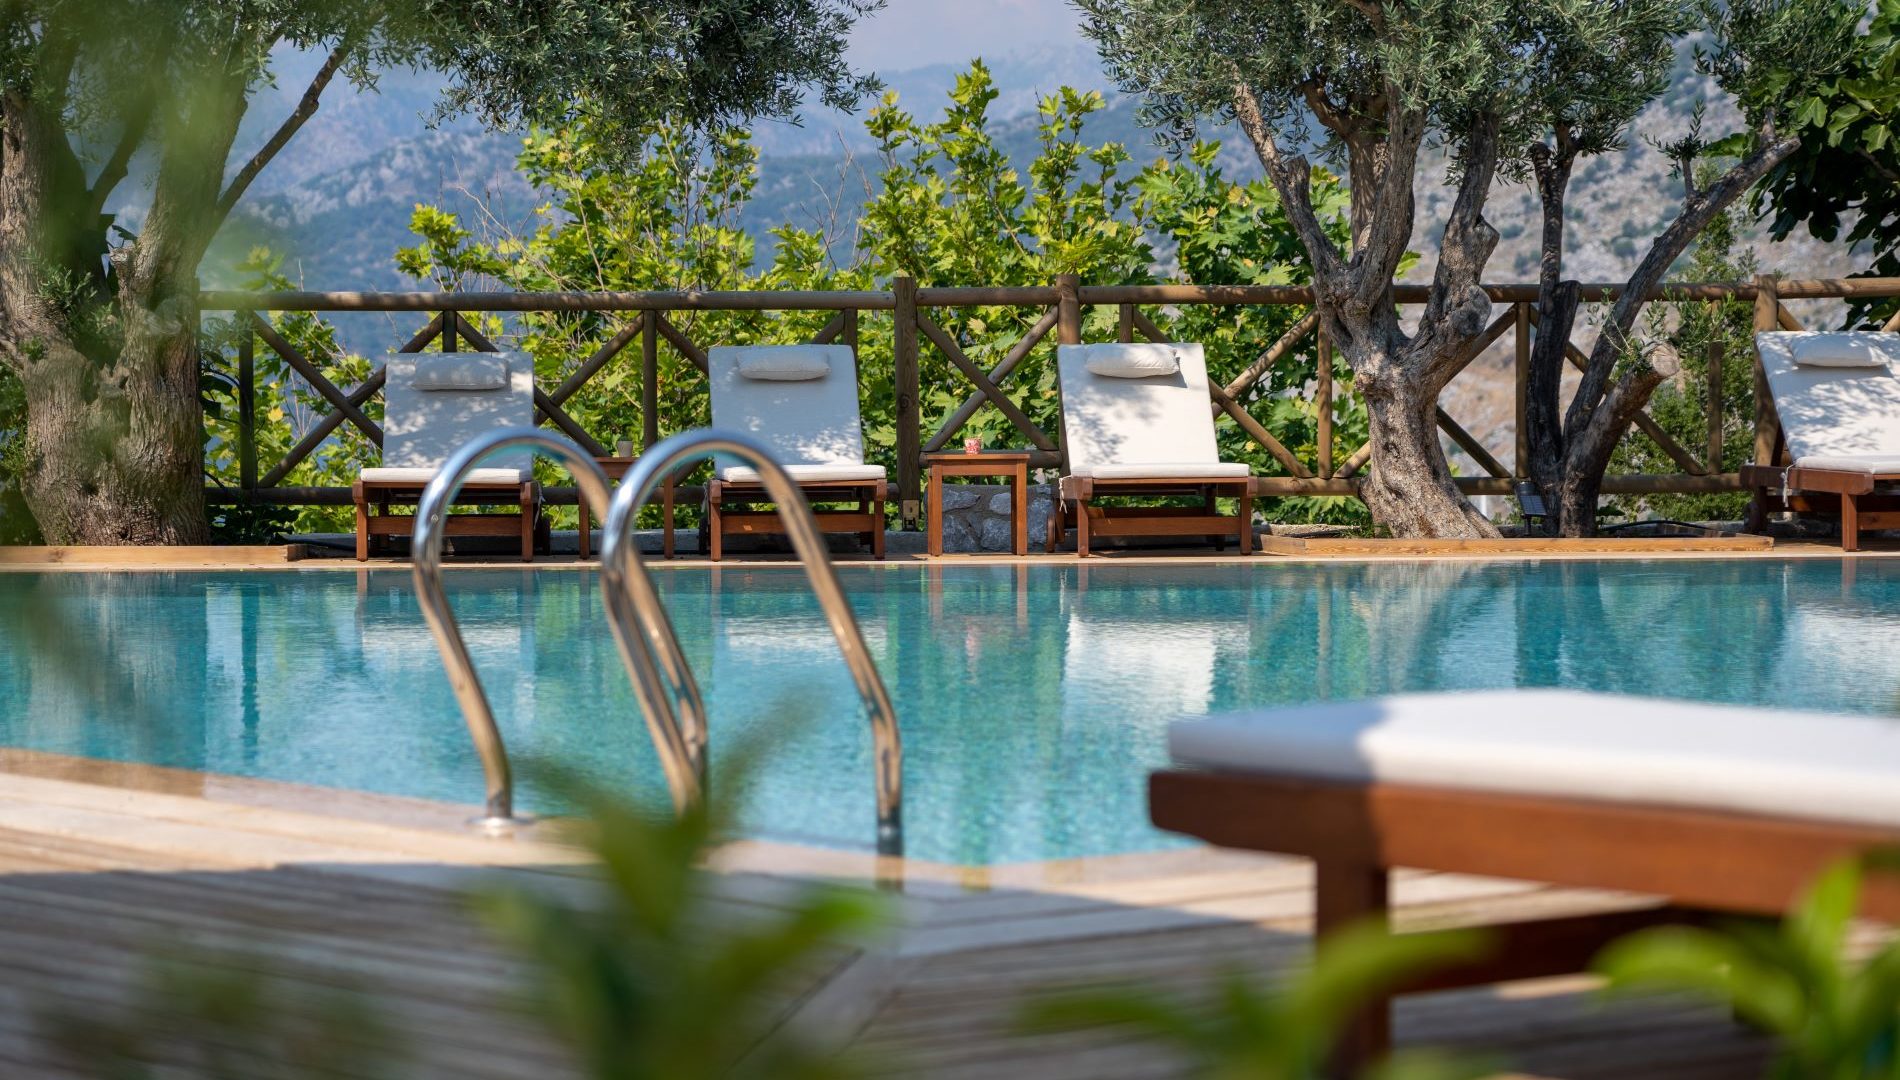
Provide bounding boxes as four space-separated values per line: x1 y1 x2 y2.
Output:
1085 343 1181 378
1792 332 1900 368
368 352 537 481
1079 462 1252 480
717 463 887 484
708 345 872 481
360 466 531 484
1794 454 1900 475
1757 332 1900 471
737 346 832 381
1170 690 1900 829
1057 342 1245 480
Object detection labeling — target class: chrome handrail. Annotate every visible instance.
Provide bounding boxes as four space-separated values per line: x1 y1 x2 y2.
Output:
602 430 904 857
410 426 903 858
412 428 614 832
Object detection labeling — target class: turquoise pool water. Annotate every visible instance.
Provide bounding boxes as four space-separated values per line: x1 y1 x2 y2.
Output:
1 559 1896 864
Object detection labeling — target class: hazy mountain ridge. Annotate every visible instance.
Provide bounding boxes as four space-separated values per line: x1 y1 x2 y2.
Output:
215 46 1860 325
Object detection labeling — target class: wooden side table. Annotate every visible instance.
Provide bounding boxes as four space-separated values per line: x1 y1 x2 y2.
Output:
924 450 1032 556
578 457 676 560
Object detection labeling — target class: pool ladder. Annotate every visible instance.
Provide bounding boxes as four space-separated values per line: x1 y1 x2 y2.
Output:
411 428 904 857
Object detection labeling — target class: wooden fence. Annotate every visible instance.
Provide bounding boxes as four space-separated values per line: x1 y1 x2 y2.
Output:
198 274 1900 526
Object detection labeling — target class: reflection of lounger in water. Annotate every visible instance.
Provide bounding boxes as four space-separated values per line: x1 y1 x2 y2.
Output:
1063 613 1229 719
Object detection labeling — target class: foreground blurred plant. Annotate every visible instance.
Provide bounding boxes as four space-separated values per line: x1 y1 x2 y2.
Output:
474 774 888 1079
40 765 888 1079
1019 921 1495 1080
1596 855 1900 1079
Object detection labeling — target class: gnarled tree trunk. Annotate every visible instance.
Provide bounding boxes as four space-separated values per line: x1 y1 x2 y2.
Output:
1 51 253 546
11 308 208 544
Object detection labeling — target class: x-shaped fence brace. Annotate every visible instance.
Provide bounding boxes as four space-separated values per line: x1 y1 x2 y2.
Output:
233 279 1900 507
243 306 866 493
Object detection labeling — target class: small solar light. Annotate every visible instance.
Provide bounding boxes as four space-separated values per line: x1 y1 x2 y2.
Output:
1514 480 1549 535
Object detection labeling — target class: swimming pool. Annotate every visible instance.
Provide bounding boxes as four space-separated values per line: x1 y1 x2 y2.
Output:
2 558 1896 864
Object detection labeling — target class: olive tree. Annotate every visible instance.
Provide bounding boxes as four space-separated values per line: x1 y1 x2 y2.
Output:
1075 0 1856 537
1523 0 1859 535
0 0 876 544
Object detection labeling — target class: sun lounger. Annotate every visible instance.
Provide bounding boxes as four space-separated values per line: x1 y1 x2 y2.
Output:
1048 342 1255 556
1151 690 1900 1070
354 351 542 561
1743 331 1900 550
705 345 886 561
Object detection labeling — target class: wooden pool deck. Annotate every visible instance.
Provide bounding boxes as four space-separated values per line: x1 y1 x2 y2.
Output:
0 758 1783 1078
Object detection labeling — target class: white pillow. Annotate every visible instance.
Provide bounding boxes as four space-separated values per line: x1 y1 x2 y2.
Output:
1791 333 1900 369
411 354 508 391
736 348 831 381
1084 344 1181 379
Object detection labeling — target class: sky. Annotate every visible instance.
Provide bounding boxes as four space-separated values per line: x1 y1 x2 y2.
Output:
845 0 1091 71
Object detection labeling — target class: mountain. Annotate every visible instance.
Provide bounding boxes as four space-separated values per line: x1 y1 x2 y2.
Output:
200 43 1861 361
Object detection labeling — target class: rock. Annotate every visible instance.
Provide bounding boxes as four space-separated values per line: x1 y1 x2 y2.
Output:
979 516 1012 551
942 514 980 553
986 490 1013 516
1027 486 1054 546
940 485 981 512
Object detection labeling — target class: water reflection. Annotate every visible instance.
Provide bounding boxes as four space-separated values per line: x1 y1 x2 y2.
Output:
0 558 1894 864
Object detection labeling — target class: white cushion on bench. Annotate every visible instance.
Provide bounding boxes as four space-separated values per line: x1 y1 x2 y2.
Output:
1057 343 1246 481
1075 462 1253 480
360 466 532 485
717 463 887 483
1169 690 1900 829
373 352 537 477
1794 454 1900 476
708 345 872 479
1757 332 1900 464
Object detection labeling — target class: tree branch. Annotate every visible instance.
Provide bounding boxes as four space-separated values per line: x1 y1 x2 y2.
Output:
1349 95 1425 312
1858 147 1900 186
1566 128 1800 436
1417 113 1503 373
1230 79 1343 284
87 101 157 219
1565 357 1673 482
212 34 354 227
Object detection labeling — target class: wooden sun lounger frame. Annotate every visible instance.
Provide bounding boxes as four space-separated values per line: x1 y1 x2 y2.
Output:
704 477 887 561
1046 476 1255 557
353 477 544 562
1150 767 1900 1075
1743 456 1900 552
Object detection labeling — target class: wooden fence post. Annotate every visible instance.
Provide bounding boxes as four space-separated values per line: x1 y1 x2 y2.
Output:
1056 273 1082 346
893 273 922 528
237 313 257 491
1706 300 1724 472
641 314 659 452
1317 325 1334 479
1752 275 1778 466
1513 302 1530 478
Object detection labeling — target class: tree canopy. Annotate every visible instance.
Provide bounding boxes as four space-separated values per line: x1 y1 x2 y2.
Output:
1076 0 1860 537
1757 0 1900 327
0 0 880 543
